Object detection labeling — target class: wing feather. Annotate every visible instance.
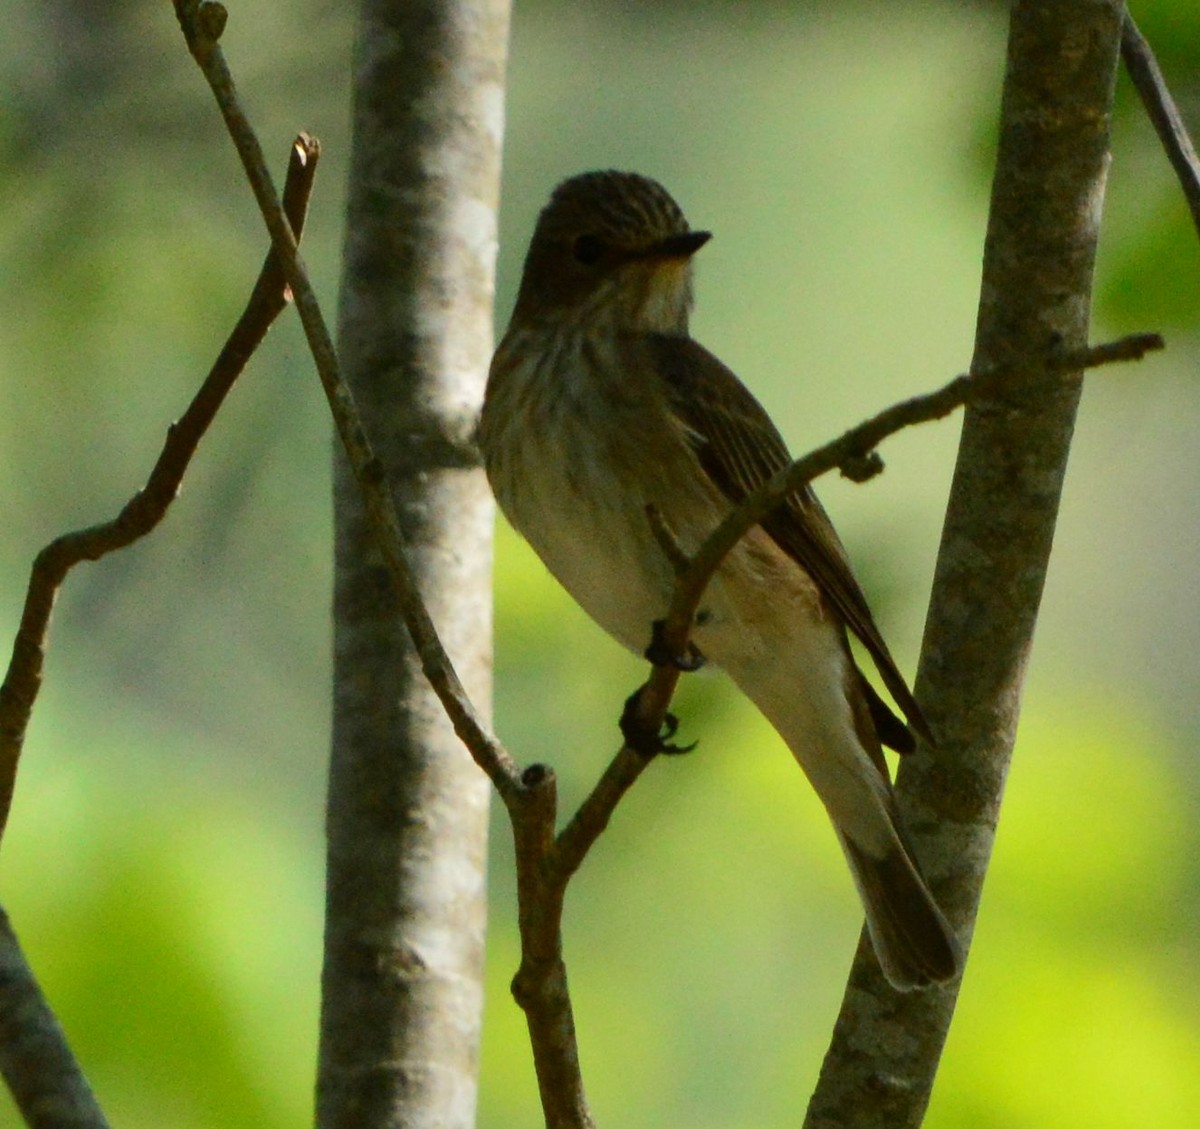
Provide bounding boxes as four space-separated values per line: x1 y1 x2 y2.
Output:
647 333 931 747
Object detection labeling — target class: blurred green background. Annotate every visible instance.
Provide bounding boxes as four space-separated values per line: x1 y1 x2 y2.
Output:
2 1 1199 1126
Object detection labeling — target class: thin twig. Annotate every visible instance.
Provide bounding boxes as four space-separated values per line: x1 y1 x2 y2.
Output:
1122 14 1200 243
171 0 520 800
505 766 596 1129
662 332 1162 665
1052 331 1163 369
0 134 320 848
553 745 657 881
171 5 576 1121
551 511 688 874
0 905 111 1128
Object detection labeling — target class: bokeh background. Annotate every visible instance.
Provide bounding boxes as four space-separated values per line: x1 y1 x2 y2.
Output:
2 1 1199 1126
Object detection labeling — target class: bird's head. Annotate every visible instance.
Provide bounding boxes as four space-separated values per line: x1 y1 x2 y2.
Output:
509 170 711 335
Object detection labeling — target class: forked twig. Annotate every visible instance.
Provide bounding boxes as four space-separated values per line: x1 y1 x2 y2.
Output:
0 134 320 847
0 127 319 1129
172 0 519 799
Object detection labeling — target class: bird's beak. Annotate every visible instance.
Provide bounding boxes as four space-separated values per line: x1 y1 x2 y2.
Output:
651 230 712 260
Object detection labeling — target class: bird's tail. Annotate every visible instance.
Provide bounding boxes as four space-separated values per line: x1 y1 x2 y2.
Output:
837 827 962 991
715 624 960 990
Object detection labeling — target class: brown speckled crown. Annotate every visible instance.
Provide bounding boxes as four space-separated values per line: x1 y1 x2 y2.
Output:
535 170 691 251
508 170 700 326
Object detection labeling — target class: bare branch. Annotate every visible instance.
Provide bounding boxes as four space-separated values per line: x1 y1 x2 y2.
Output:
171 0 520 800
552 745 656 882
662 331 1162 684
1122 14 1200 242
807 3 1128 1124
0 134 319 847
1053 331 1163 368
0 906 110 1129
505 766 595 1129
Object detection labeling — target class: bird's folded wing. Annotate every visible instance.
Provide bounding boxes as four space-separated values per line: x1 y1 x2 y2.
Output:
648 332 931 746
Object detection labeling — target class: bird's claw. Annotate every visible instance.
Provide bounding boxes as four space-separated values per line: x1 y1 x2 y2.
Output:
643 619 706 672
620 689 699 758
657 711 699 755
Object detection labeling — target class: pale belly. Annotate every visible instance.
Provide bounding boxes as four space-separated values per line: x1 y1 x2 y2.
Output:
492 416 811 673
501 445 685 656
483 374 895 850
503 451 889 844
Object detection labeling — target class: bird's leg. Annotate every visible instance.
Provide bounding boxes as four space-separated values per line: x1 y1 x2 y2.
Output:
619 687 698 758
643 618 706 671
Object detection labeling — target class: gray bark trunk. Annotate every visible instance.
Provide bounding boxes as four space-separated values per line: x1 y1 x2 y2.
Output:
319 3 510 1127
805 2 1126 1125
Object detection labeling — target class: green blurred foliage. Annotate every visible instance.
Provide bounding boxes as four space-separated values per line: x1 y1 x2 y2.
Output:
2 1 1200 1126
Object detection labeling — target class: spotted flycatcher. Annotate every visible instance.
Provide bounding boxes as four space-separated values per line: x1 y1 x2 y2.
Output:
477 170 960 990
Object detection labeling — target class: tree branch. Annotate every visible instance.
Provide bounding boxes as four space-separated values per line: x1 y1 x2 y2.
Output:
805 3 1128 1124
0 133 319 849
1122 13 1200 242
661 331 1160 696
170 0 519 800
505 766 594 1129
319 0 509 1124
0 907 111 1129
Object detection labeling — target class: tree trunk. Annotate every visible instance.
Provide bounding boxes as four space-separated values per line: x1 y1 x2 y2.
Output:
318 3 510 1127
805 2 1126 1125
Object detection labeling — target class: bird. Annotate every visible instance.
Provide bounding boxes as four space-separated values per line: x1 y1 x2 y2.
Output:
476 169 961 990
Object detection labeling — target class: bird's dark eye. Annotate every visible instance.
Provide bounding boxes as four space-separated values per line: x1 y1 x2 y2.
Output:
572 233 605 265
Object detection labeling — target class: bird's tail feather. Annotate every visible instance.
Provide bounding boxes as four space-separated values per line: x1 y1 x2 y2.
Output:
838 830 962 991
